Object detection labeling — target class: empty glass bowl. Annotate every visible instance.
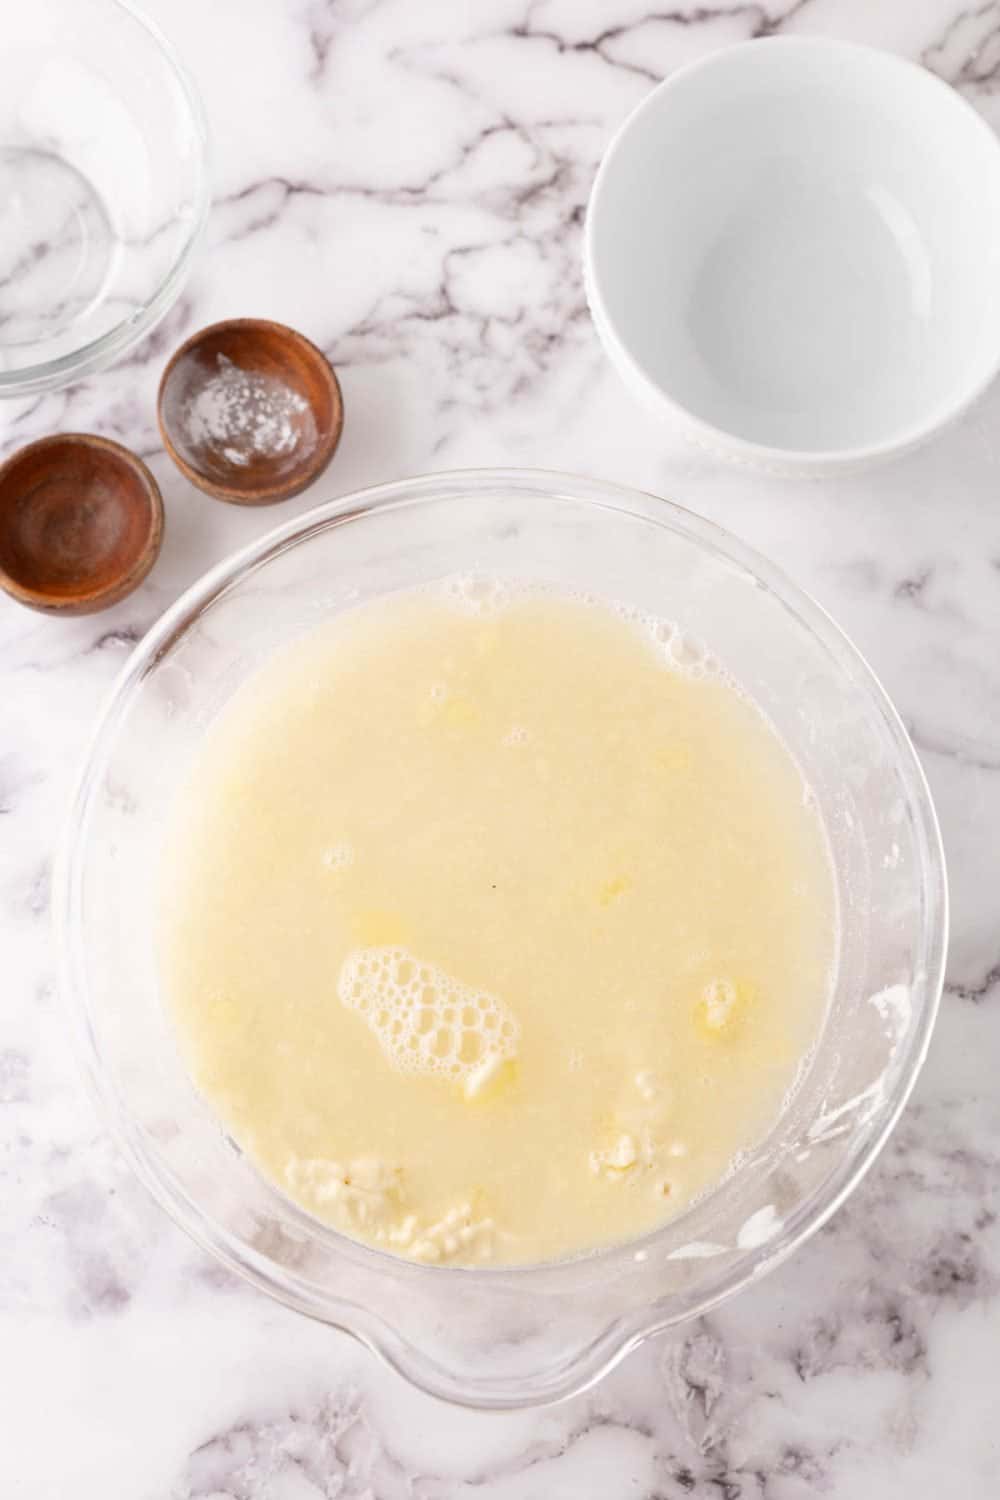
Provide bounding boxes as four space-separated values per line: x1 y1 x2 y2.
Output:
57 470 946 1408
0 0 208 395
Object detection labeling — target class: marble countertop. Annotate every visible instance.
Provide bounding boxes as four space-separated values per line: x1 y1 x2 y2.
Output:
4 1 1000 1494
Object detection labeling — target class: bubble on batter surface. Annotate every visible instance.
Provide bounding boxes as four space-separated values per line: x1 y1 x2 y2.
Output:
434 573 736 694
440 574 514 616
321 840 354 871
337 945 519 1082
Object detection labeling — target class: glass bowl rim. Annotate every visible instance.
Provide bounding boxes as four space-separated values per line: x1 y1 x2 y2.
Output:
55 466 948 1406
0 0 211 398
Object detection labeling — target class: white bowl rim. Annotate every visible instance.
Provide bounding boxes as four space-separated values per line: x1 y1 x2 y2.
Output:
584 36 1000 468
0 0 211 397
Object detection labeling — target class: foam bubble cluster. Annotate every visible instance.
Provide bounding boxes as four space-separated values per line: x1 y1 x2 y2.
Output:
435 574 726 683
637 613 721 680
321 840 354 871
337 945 519 1081
440 574 514 616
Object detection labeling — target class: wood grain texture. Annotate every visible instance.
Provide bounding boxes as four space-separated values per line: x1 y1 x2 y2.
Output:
157 318 344 505
0 433 163 615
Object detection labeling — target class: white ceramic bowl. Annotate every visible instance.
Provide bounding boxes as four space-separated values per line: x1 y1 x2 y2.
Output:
585 39 1000 475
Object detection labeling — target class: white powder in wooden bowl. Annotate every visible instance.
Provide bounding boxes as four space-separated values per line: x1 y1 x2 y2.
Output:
183 354 314 467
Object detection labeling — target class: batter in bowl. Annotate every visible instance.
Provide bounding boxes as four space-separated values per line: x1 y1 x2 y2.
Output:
161 581 835 1265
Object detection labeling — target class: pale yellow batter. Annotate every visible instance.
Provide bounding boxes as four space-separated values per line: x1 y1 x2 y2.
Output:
161 583 835 1265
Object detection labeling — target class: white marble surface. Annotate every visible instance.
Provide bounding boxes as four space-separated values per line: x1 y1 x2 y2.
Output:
3 1 1000 1494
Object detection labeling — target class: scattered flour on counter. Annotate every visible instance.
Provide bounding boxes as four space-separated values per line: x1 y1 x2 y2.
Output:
183 354 313 465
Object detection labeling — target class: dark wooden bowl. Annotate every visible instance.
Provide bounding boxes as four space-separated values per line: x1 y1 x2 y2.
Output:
157 318 344 505
0 433 163 616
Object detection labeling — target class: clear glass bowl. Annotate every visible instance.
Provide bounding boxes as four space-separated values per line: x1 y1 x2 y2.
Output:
0 0 208 396
57 470 947 1409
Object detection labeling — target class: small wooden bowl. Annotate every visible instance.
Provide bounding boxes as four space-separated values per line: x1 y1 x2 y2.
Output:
0 434 163 616
157 318 344 505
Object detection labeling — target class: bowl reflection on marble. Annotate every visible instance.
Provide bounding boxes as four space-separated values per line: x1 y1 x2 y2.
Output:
57 469 946 1408
585 38 1000 475
0 0 208 396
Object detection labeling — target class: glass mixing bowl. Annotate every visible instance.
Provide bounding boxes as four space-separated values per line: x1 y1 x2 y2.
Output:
57 470 946 1408
0 0 208 396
